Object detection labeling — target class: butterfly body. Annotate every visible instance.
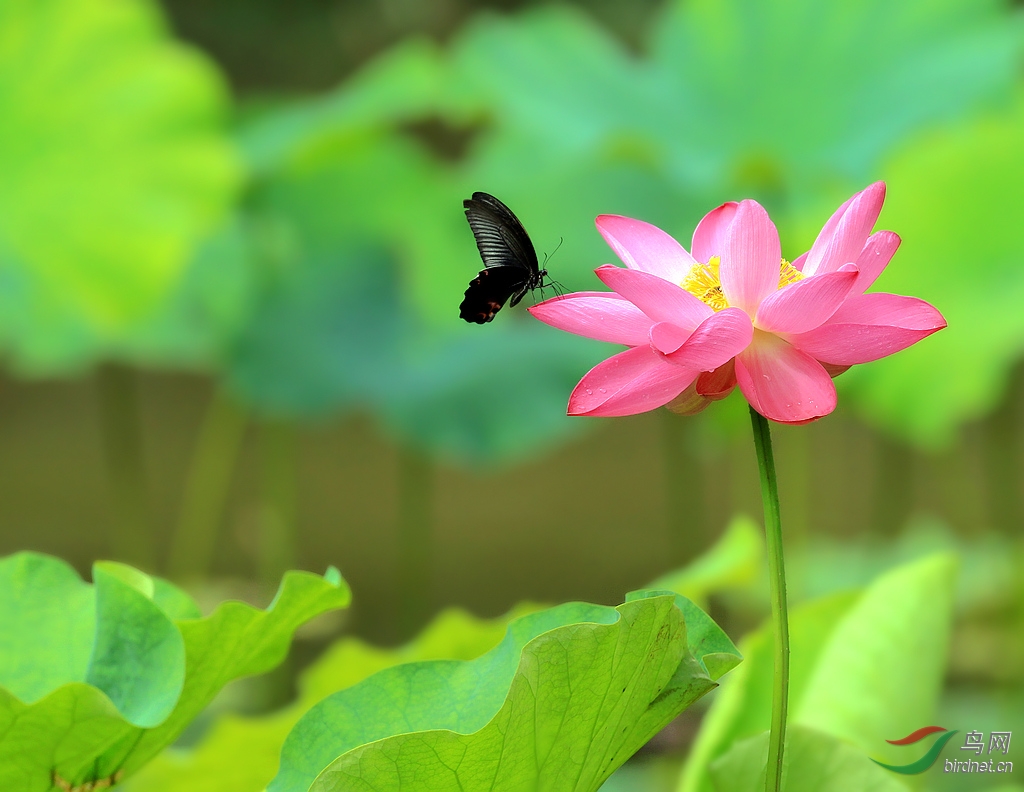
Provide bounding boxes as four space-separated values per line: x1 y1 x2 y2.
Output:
460 192 548 323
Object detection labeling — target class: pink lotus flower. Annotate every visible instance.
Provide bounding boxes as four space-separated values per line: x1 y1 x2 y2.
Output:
529 183 946 423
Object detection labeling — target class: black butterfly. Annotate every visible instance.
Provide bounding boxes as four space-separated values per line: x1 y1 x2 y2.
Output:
460 192 551 323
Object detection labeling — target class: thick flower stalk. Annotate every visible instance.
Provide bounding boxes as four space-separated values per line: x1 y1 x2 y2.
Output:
529 182 946 423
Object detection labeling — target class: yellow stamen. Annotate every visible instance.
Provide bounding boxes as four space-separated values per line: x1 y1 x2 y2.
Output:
681 256 804 310
681 256 728 311
777 259 803 289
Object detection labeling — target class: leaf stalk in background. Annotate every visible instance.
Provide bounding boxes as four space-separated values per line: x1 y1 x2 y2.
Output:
96 365 154 570
259 419 298 585
167 389 248 580
397 444 434 638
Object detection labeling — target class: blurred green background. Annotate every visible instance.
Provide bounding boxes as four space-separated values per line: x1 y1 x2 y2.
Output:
0 0 1022 788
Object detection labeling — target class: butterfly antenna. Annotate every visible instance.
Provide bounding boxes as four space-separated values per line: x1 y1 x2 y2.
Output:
541 236 564 269
539 237 568 299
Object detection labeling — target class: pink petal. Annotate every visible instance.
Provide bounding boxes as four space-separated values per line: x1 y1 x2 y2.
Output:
785 293 946 365
755 265 859 334
595 215 697 283
802 182 885 277
799 194 857 270
691 202 738 263
529 291 652 345
792 251 808 272
853 231 900 293
821 362 851 378
719 200 781 317
649 322 690 354
596 265 713 330
663 307 753 371
568 345 698 417
735 331 837 423
696 360 737 399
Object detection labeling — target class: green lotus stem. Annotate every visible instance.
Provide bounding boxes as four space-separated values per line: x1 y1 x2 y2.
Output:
167 389 248 580
749 406 789 792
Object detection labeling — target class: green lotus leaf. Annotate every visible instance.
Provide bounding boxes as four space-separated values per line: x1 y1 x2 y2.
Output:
375 321 609 464
0 552 350 791
0 0 241 373
112 216 258 367
449 7 661 159
225 245 408 417
121 604 541 792
239 37 446 175
447 0 1018 199
272 593 739 792
651 0 1020 191
678 555 956 792
709 725 910 792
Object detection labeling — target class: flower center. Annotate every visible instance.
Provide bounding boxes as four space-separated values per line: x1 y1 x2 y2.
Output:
681 257 728 311
681 256 804 310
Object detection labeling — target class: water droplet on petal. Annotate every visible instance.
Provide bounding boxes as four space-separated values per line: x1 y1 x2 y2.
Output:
585 388 593 395
598 387 607 394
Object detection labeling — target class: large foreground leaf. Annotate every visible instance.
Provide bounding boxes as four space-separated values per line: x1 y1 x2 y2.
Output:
273 592 740 792
121 605 541 792
0 552 350 791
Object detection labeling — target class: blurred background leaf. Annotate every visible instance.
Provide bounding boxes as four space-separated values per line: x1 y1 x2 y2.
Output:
650 0 1021 196
0 0 241 372
839 94 1024 445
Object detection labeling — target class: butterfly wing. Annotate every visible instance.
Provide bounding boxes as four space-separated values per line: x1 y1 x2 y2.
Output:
463 192 539 276
459 265 530 324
